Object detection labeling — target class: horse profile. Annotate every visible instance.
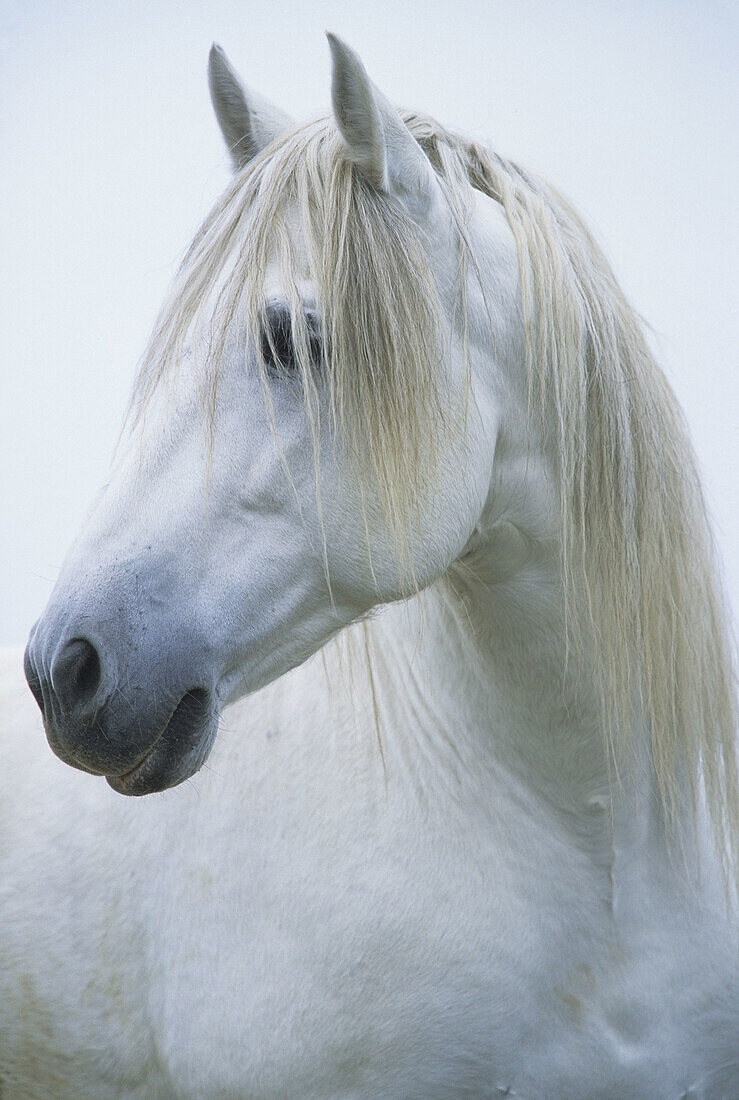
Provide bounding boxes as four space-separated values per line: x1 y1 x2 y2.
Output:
2 34 737 1098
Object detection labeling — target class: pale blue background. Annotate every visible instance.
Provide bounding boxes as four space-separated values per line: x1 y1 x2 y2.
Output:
1 0 736 644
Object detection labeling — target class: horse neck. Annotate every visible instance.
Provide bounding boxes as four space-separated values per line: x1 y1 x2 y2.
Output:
365 565 613 808
360 564 709 911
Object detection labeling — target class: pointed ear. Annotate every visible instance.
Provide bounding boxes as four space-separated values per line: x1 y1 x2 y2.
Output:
208 44 292 171
327 34 441 215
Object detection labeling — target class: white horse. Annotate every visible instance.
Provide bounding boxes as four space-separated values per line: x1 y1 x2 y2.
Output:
2 35 737 1098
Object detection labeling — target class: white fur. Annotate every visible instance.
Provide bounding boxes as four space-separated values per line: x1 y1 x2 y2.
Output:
208 43 292 169
1 37 737 1099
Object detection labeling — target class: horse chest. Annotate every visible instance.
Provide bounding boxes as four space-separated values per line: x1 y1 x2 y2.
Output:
135 785 731 1100
144 809 519 1095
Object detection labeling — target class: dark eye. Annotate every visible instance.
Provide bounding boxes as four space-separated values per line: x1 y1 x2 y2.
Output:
260 307 321 379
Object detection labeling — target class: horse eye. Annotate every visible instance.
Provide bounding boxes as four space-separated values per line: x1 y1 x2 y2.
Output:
260 309 322 378
261 313 294 375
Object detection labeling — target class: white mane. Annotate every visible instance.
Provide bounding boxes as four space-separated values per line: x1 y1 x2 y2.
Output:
134 108 737 875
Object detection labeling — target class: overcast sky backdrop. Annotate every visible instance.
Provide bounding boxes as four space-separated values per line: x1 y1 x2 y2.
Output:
1 0 737 646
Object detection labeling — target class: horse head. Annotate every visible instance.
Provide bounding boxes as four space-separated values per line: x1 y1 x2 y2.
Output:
24 37 515 794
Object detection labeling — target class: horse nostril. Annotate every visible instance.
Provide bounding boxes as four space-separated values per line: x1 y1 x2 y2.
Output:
51 638 102 714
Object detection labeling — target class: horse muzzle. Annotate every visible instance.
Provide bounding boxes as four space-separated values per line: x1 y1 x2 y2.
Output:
23 562 221 796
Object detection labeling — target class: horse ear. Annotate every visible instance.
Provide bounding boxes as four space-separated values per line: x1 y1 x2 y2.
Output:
208 44 292 171
327 34 441 215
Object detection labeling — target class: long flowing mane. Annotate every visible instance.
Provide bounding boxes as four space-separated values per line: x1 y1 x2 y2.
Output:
135 109 737 872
